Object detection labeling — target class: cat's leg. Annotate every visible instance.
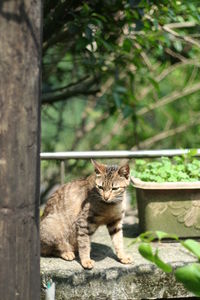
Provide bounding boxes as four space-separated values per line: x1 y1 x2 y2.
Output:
40 238 75 260
107 219 132 264
76 217 98 269
41 217 76 260
60 251 75 261
40 241 53 256
55 240 76 261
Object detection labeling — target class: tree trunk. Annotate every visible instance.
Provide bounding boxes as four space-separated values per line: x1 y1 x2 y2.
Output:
0 1 42 299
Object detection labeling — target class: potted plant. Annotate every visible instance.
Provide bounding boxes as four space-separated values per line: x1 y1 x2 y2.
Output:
131 154 200 237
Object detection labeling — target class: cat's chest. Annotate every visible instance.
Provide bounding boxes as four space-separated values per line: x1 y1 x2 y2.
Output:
93 203 123 225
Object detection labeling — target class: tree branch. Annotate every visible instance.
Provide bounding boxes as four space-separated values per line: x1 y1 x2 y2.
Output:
131 115 200 150
70 99 109 150
163 22 200 49
139 59 200 99
145 16 200 48
42 75 89 94
94 115 128 149
134 42 153 71
43 27 74 53
138 82 200 116
42 77 100 105
165 47 186 62
43 1 81 44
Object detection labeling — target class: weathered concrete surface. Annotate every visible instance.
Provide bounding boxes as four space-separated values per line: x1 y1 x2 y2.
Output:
41 211 197 299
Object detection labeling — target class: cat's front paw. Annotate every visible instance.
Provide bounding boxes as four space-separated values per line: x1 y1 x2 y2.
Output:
119 254 133 264
81 258 95 269
60 251 75 261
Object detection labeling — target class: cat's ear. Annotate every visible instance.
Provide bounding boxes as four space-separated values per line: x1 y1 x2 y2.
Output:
118 164 130 179
91 159 106 174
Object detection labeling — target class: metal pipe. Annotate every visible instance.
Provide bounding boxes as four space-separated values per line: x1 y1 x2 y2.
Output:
40 149 200 160
60 161 65 185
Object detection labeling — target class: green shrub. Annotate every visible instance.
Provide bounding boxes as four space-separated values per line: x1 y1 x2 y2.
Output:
131 155 200 182
132 231 200 297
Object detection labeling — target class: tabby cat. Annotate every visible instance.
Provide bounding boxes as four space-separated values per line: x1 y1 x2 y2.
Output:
40 160 132 269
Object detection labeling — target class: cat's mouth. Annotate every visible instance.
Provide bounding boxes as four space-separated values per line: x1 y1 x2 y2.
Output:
101 197 122 204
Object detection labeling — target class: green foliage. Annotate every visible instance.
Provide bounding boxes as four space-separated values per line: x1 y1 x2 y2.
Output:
175 264 200 296
41 1 200 198
181 239 200 260
138 243 172 273
42 1 200 154
134 231 200 296
132 153 200 182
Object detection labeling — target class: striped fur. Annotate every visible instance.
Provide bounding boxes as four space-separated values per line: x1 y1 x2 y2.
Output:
40 160 132 269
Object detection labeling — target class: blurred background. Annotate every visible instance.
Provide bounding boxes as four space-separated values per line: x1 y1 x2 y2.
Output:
41 0 200 204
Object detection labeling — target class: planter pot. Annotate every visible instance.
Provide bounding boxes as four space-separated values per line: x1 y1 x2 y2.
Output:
131 177 200 238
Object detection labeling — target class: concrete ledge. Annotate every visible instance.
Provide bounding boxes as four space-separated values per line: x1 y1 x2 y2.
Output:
41 212 197 299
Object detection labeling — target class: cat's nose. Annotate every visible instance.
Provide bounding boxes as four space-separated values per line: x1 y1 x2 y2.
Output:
104 191 110 200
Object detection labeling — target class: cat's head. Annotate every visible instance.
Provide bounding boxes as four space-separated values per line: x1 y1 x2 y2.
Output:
91 159 130 203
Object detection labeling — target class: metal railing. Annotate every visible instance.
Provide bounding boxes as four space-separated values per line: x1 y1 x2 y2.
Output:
40 149 200 160
40 149 200 184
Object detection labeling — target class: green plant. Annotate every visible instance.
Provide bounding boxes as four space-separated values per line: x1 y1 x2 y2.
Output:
132 231 200 296
131 152 200 182
41 1 200 198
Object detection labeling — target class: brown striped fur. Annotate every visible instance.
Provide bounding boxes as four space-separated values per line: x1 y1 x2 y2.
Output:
40 160 132 269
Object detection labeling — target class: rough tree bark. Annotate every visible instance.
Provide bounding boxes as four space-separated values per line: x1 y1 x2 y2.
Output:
0 1 42 299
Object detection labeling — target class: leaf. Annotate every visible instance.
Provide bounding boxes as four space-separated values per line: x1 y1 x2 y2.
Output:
101 40 113 51
175 263 200 296
123 38 132 52
128 237 140 246
188 149 198 157
139 231 156 242
113 92 121 108
148 77 160 92
154 249 173 273
153 19 159 30
173 40 183 52
155 231 178 241
85 26 93 41
138 243 173 273
173 156 184 164
76 37 89 51
122 105 133 119
91 13 107 22
133 157 200 182
115 86 127 93
182 240 200 260
138 243 155 262
82 3 90 14
135 159 146 166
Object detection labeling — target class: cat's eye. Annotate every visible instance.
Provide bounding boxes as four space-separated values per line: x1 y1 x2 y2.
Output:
97 185 103 190
112 187 119 190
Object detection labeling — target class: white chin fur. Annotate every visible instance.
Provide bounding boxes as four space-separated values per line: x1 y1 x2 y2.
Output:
102 198 122 204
